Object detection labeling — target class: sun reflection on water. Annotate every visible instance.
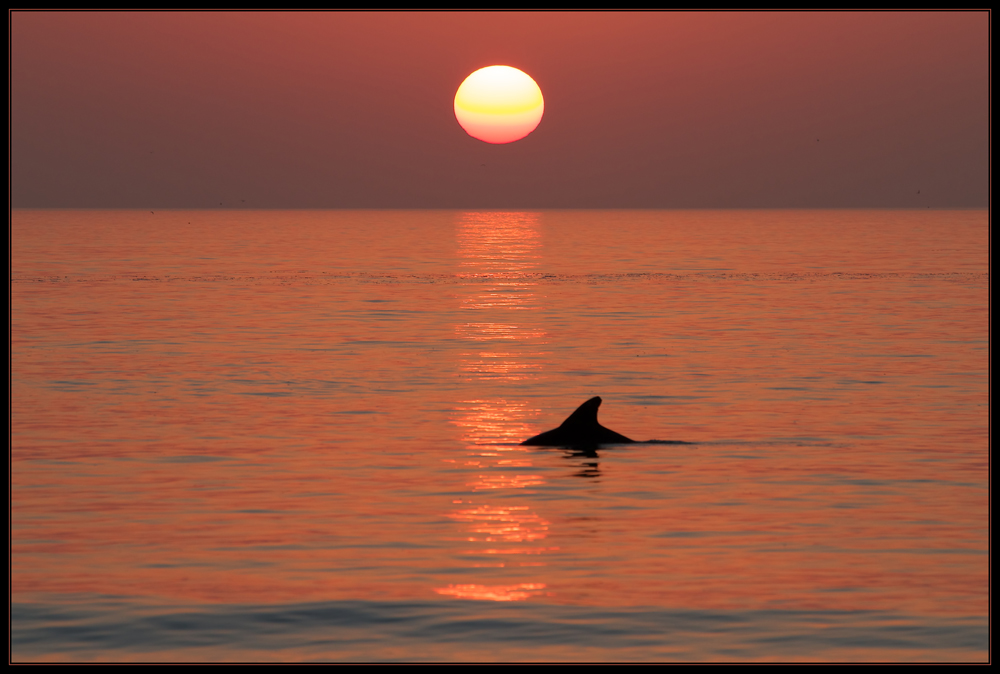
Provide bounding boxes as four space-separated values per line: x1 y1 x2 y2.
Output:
434 583 549 602
441 212 558 601
455 212 548 380
450 504 551 543
450 398 537 446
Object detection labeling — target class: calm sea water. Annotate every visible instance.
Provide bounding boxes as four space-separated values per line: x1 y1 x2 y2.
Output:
11 209 988 662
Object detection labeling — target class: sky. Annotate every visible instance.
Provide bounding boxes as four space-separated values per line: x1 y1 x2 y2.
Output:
10 11 989 209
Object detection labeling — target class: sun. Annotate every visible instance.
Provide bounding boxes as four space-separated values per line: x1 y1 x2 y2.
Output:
454 66 544 144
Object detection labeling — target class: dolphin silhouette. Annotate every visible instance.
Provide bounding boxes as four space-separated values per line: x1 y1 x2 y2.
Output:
521 397 636 448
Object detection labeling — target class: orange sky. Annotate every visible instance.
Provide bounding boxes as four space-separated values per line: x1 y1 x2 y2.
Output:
10 11 988 208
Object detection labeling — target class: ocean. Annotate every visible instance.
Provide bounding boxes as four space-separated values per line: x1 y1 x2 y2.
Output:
11 208 988 662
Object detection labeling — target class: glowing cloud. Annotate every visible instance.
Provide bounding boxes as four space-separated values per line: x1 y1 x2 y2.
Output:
454 66 544 144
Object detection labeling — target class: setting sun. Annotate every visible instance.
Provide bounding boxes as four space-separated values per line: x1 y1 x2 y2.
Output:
454 65 544 144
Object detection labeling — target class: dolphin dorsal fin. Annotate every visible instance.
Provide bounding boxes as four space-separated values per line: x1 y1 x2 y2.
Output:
521 396 634 447
560 396 602 428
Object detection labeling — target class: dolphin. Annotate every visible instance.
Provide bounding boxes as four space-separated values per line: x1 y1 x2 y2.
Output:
521 397 636 448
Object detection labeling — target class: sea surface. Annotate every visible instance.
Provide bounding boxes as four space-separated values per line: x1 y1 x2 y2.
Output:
11 209 989 662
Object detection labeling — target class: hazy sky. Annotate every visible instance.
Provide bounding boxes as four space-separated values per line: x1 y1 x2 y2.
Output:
10 11 989 208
